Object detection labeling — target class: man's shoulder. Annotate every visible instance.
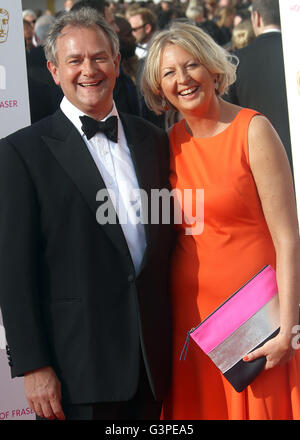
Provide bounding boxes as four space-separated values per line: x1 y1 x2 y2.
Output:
236 32 282 59
1 110 67 149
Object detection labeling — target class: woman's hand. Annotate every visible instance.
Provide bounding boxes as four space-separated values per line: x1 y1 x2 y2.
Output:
243 332 296 370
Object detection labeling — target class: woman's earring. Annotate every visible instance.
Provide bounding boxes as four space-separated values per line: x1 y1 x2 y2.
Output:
161 96 170 111
214 76 220 93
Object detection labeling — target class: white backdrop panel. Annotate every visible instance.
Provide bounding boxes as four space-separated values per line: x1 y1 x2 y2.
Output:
0 0 34 420
280 0 300 218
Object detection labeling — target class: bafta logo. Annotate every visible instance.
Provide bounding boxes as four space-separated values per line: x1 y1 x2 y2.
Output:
0 8 9 44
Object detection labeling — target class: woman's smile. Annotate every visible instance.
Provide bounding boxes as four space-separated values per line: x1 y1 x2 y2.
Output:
160 44 216 115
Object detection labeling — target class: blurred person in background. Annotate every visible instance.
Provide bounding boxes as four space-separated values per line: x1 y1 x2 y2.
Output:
23 19 34 52
216 5 236 45
203 0 218 20
128 7 157 59
22 9 37 28
185 5 205 25
231 17 255 50
26 14 63 121
64 0 75 11
224 0 293 172
113 15 140 115
232 4 252 26
34 15 56 46
71 0 120 32
129 7 165 127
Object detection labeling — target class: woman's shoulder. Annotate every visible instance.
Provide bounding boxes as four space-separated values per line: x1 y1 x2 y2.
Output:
248 113 289 173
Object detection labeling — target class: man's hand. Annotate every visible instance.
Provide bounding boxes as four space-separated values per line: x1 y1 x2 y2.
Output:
24 366 65 420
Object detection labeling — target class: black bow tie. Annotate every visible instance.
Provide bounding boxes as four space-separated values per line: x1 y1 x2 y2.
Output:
80 115 118 143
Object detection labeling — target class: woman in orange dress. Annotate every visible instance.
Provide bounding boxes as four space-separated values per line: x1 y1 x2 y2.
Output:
141 22 300 420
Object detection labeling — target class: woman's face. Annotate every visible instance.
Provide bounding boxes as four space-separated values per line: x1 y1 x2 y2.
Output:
159 43 217 116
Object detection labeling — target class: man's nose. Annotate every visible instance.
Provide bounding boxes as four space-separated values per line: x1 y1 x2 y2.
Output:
82 59 97 76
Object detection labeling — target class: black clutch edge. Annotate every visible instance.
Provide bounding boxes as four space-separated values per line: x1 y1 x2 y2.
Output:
223 328 280 393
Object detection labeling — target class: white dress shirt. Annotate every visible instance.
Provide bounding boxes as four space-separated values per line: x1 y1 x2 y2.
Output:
135 43 148 59
60 97 146 273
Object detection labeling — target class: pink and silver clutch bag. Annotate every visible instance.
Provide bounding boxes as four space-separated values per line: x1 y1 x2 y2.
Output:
180 265 280 392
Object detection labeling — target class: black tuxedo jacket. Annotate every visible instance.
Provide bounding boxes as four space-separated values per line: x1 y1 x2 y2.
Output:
0 109 173 405
225 32 293 170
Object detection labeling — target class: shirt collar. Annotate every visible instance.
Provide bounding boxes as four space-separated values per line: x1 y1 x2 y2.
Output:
262 28 281 35
60 96 120 138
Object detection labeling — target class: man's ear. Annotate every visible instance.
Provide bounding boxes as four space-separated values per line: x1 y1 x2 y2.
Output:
251 10 260 29
145 23 152 36
114 52 121 78
47 60 60 86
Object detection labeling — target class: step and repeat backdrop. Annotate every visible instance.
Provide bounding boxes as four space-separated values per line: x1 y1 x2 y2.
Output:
0 0 299 421
280 1 300 220
0 0 34 420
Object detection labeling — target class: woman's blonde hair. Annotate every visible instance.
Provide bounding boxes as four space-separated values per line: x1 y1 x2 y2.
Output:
141 21 238 115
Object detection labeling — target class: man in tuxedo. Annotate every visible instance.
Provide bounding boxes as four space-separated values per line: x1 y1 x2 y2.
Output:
224 0 293 171
0 8 172 420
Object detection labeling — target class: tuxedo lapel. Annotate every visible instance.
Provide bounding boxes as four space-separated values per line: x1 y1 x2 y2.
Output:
42 110 129 258
120 113 162 273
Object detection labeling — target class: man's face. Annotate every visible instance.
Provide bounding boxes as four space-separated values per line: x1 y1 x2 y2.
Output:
0 9 9 44
116 17 136 59
64 0 74 11
129 14 148 44
48 25 120 120
23 13 36 28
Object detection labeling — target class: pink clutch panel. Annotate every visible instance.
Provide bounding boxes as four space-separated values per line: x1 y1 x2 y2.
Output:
180 265 280 392
191 265 278 354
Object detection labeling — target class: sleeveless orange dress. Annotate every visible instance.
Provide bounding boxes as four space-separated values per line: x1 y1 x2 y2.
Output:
163 108 300 420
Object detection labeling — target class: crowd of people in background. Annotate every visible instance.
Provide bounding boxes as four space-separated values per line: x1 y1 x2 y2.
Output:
22 0 292 180
22 0 254 127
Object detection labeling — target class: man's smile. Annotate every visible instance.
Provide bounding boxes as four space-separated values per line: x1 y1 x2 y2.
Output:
79 80 102 87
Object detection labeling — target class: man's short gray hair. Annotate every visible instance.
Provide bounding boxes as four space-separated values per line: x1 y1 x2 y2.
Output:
44 7 119 65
